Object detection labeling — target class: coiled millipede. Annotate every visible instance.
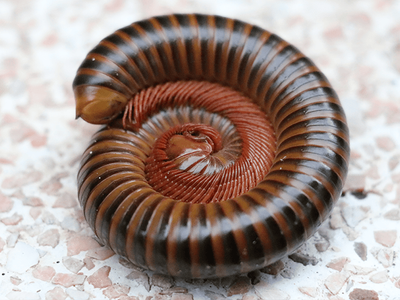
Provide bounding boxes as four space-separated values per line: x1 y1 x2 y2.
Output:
74 14 350 279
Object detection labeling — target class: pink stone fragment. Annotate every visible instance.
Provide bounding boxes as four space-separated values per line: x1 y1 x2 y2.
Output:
298 287 318 298
349 288 379 300
0 158 14 165
1 213 23 225
88 266 112 288
342 174 366 193
383 183 394 193
40 173 68 195
9 123 36 143
53 192 78 208
350 151 361 160
102 284 130 299
1 113 18 124
23 197 43 207
86 247 115 260
365 165 379 180
40 178 63 194
376 136 396 152
384 209 400 220
37 229 60 248
324 272 350 295
32 266 56 282
41 33 58 46
67 235 100 256
104 0 124 12
10 276 22 285
2 170 43 189
326 257 350 272
10 189 25 200
352 12 371 26
395 278 400 289
45 287 68 300
0 193 13 212
323 26 343 40
29 207 42 220
52 273 86 288
389 155 400 170
374 230 397 248
369 270 388 283
83 257 95 270
30 133 47 148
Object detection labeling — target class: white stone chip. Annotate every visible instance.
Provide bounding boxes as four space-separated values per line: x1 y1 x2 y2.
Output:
341 205 369 228
255 281 290 300
66 288 90 300
62 256 85 274
6 291 41 300
61 216 81 232
6 241 39 273
6 233 19 248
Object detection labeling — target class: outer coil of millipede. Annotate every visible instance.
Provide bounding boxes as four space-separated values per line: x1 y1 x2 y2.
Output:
73 14 350 279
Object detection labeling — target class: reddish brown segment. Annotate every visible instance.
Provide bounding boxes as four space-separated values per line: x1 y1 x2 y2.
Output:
74 14 350 278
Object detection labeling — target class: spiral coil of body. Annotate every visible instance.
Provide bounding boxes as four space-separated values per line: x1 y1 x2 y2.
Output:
74 14 350 278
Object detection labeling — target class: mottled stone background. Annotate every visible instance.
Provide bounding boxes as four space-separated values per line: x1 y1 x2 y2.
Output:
1 0 400 299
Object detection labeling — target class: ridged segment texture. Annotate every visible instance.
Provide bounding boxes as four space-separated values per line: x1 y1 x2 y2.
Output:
74 14 350 278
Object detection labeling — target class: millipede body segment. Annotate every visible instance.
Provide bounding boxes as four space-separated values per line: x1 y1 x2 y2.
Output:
73 14 350 279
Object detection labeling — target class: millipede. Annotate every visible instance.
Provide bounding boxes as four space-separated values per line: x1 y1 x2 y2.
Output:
73 14 350 279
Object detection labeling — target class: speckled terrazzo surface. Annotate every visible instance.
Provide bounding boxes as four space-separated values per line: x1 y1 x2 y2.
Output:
1 0 400 299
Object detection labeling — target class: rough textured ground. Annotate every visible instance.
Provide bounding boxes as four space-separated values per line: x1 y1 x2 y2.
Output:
1 0 400 299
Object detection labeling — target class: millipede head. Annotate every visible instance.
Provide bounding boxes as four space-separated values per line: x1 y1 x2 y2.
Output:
74 85 128 124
